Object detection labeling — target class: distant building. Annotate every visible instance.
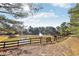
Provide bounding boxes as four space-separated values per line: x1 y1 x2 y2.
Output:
39 32 43 37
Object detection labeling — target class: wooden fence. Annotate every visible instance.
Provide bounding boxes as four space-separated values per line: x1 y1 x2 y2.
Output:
0 39 31 48
0 37 53 49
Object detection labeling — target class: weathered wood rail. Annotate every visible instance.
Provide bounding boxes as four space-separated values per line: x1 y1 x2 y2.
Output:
0 37 53 49
0 39 31 48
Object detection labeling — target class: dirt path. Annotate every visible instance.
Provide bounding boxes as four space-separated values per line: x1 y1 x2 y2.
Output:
19 36 79 56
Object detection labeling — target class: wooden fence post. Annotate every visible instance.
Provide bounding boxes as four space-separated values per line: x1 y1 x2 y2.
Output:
17 40 19 46
30 39 31 44
3 42 6 48
40 37 42 44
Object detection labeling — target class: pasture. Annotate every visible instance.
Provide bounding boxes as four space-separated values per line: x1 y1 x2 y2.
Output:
0 35 54 42
0 35 55 48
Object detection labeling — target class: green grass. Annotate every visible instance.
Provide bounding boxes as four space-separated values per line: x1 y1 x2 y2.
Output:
0 35 53 42
0 35 20 42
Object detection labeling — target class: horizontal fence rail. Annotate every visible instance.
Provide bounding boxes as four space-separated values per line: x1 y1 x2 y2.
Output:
0 39 31 48
0 37 55 49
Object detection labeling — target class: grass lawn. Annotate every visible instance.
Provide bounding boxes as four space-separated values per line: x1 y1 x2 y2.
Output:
0 35 53 42
0 35 21 42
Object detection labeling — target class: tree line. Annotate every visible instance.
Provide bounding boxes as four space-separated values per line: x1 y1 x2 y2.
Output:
56 3 79 36
23 26 59 35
